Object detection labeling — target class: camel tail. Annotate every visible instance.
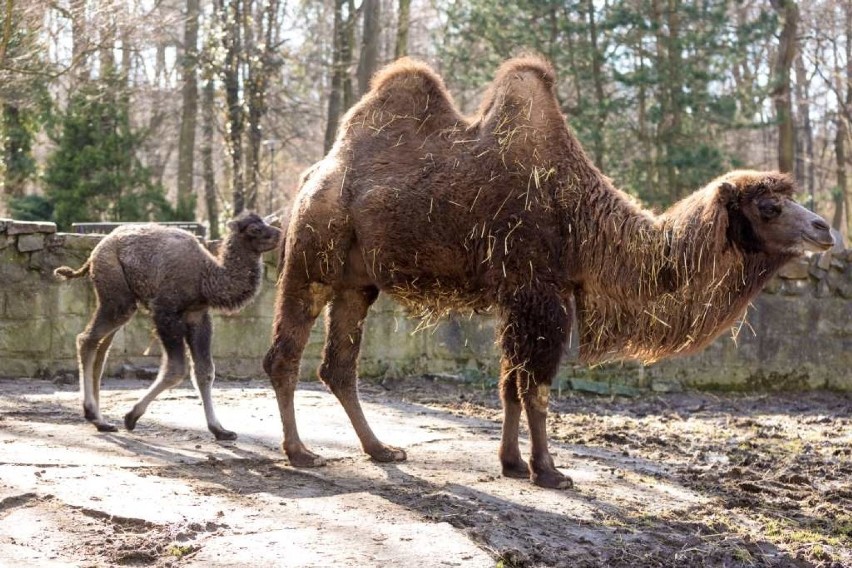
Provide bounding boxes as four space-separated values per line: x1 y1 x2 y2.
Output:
54 261 91 280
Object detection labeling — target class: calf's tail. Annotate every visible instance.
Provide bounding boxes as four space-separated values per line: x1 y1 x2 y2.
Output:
54 260 91 280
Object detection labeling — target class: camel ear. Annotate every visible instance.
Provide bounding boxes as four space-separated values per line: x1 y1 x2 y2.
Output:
717 181 738 209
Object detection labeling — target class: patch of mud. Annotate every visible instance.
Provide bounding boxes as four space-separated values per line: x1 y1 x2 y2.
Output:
375 377 852 567
0 491 224 566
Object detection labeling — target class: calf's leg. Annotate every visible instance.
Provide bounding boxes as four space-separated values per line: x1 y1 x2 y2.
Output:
124 311 188 431
186 311 235 440
77 299 136 432
319 287 405 462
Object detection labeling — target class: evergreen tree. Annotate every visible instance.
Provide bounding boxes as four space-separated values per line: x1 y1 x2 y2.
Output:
43 79 175 230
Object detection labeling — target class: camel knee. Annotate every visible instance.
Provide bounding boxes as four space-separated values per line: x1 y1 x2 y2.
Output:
264 340 302 380
317 362 356 396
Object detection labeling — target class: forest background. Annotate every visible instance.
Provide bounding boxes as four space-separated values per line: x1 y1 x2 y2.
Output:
0 0 849 242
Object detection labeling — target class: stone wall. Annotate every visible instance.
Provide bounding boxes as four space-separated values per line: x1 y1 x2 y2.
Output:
1 218 850 391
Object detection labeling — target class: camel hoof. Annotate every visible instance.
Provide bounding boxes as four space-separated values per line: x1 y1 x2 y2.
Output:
94 421 118 433
213 428 238 441
368 445 407 463
501 459 530 479
531 469 573 490
123 412 140 432
286 448 327 468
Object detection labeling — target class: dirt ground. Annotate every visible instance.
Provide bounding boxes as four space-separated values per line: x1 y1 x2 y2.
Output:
0 375 850 568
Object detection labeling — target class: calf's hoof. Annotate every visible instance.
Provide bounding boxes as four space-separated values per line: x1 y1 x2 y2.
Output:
212 427 238 441
123 412 141 432
531 468 573 490
368 445 407 463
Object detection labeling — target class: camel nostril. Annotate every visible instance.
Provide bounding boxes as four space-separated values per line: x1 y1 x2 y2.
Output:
812 219 830 232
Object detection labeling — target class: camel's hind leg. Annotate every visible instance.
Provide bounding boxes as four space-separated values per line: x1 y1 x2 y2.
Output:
263 284 329 467
78 288 137 432
185 310 236 441
124 310 188 432
498 287 572 489
319 287 406 463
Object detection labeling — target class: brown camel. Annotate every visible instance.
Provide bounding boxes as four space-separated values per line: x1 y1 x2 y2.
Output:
56 213 281 439
263 56 833 489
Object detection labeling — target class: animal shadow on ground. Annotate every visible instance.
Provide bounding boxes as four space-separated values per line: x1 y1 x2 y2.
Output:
114 431 806 567
0 380 815 568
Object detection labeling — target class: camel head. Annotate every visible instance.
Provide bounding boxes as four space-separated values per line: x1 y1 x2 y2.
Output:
715 170 834 256
227 212 282 253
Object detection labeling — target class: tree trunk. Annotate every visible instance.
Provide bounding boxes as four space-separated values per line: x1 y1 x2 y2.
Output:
844 1 852 239
70 0 88 86
651 0 674 202
201 78 219 239
342 0 356 110
177 0 200 219
834 116 846 231
794 52 814 208
325 0 355 153
665 0 683 200
217 0 245 214
243 0 280 211
357 0 381 96
585 0 605 170
770 0 798 174
394 0 410 59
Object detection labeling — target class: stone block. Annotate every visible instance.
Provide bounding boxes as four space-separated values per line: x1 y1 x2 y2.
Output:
7 220 57 235
815 279 832 298
0 319 51 355
17 233 45 252
57 282 94 316
4 286 52 319
762 277 781 294
0 218 8 233
778 258 809 279
816 251 833 270
0 357 41 378
0 234 11 249
780 279 812 296
808 265 827 280
50 315 90 359
651 379 684 393
61 233 102 251
0 247 30 284
211 315 270 359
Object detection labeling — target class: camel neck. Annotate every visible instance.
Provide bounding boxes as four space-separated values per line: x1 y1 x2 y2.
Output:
571 189 787 364
203 239 263 311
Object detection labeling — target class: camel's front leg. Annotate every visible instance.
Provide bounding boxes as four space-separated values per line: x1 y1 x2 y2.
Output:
319 287 405 462
498 359 529 479
263 285 328 467
498 287 572 489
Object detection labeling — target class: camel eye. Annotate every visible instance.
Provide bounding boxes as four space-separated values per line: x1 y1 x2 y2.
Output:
758 201 782 220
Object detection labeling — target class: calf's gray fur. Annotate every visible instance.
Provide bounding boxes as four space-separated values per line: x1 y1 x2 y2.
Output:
55 213 281 439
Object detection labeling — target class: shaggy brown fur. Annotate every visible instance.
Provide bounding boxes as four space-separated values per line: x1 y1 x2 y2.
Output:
56 213 281 439
263 56 833 489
